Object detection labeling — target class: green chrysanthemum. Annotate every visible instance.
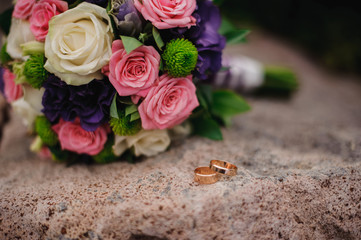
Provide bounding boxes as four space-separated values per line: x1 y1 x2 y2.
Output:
109 110 142 136
24 54 48 89
93 136 118 164
35 116 58 146
162 38 198 77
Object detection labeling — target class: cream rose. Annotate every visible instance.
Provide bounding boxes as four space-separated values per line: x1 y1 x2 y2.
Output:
112 130 171 157
6 18 36 60
44 2 113 85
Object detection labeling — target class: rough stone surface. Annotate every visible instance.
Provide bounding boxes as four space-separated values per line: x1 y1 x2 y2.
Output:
1 32 361 240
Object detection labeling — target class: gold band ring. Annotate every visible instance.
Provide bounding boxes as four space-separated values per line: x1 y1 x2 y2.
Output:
210 160 237 176
194 167 221 184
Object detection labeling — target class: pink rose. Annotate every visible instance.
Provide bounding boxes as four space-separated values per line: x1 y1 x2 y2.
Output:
109 39 160 98
3 68 23 103
13 0 36 20
139 74 199 130
30 0 68 42
52 118 107 156
134 0 197 29
101 64 110 77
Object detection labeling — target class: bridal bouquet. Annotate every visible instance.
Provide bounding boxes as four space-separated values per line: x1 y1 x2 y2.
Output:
0 0 250 163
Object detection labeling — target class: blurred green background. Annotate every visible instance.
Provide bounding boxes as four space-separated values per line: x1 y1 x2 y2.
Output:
221 0 361 75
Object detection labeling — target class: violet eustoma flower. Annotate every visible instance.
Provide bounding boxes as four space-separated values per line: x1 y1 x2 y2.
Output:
113 0 143 36
164 0 226 80
42 75 115 131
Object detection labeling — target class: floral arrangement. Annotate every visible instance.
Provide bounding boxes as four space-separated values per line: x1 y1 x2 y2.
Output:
0 0 251 163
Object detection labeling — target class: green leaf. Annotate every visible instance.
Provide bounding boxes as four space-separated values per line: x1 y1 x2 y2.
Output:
110 94 119 119
221 116 232 127
191 114 223 140
0 43 12 64
143 22 153 33
106 0 112 13
125 105 138 117
123 150 135 164
69 0 83 8
117 96 134 105
108 14 120 39
93 136 118 164
152 27 165 50
196 90 208 111
138 33 151 43
219 18 250 44
219 18 235 36
48 145 70 163
211 90 251 118
224 30 250 44
159 59 164 71
196 84 213 110
120 35 143 54
130 112 140 122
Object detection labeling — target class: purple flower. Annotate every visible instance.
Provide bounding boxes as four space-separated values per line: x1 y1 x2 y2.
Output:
112 0 143 36
85 0 108 8
116 0 136 21
163 0 226 80
42 75 115 132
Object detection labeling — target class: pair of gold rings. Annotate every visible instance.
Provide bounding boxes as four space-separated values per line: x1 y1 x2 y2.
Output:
194 160 238 184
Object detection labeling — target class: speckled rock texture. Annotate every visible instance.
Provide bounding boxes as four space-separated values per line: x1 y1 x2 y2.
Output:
1 32 361 240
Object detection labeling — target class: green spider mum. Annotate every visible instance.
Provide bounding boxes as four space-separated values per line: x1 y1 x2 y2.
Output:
24 54 47 89
109 110 142 136
34 116 58 146
162 38 198 77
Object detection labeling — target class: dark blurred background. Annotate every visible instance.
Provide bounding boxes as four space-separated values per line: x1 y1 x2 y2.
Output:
221 0 361 75
1 0 361 76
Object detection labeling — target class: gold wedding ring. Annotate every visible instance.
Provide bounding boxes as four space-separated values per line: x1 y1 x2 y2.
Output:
210 160 238 176
194 167 221 184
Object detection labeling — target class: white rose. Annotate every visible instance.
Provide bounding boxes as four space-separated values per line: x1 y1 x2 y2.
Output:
112 135 128 157
126 130 171 157
44 2 113 86
11 85 45 130
112 130 171 157
23 85 45 113
6 18 36 60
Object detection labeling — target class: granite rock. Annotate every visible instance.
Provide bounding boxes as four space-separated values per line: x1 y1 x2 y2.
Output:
0 32 361 240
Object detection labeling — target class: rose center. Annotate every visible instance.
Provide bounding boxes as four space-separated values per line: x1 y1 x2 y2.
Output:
126 59 146 78
60 20 92 54
165 90 180 107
